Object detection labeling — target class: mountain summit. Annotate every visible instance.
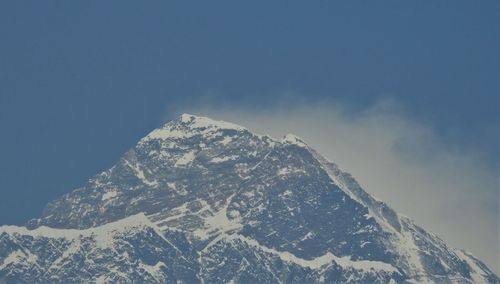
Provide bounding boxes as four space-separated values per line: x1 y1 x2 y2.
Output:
1 114 498 283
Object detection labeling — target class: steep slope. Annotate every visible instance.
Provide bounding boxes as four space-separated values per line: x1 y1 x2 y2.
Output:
1 114 497 283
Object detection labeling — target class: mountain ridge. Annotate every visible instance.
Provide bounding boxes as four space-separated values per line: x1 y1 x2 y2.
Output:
1 114 498 283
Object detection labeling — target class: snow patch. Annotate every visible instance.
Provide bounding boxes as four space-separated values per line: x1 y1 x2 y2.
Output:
220 136 233 146
397 223 425 275
277 167 306 176
210 155 239 163
175 151 196 167
455 250 489 283
138 261 166 282
0 213 153 241
144 128 196 140
222 234 398 272
0 250 32 270
193 194 242 240
102 191 118 201
140 114 248 146
180 114 246 131
123 159 158 187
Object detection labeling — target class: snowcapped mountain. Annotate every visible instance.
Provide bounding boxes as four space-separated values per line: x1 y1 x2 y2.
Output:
1 114 498 283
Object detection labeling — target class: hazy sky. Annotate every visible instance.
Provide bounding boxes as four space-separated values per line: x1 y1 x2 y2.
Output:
0 0 498 271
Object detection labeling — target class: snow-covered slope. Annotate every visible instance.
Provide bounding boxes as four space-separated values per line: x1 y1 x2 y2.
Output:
1 114 497 283
0 214 199 283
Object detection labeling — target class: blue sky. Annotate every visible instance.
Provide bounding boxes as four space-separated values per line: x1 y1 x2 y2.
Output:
0 0 498 266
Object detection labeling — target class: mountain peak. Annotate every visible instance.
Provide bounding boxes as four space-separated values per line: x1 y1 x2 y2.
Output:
142 113 247 142
176 113 246 131
4 115 498 283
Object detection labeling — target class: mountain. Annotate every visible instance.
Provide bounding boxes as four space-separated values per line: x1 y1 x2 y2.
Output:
1 114 498 283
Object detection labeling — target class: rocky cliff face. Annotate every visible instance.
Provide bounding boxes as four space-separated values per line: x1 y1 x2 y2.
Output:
1 114 498 283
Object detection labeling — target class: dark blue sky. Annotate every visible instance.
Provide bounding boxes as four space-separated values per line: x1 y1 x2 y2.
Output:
0 1 498 225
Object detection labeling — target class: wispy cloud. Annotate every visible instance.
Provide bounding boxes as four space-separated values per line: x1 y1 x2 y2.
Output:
170 96 499 272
